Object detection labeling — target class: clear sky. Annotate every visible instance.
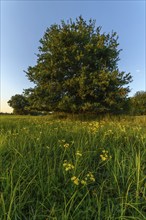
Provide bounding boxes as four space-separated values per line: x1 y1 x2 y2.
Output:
1 0 145 113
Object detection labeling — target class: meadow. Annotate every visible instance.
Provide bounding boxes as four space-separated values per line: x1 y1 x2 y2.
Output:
0 114 146 220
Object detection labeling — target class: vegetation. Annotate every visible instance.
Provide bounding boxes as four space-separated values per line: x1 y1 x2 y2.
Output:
7 94 29 115
8 16 132 114
130 91 146 115
1 115 146 219
4 16 145 218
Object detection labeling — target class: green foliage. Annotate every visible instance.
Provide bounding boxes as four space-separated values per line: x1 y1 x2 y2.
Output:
7 94 29 115
130 91 146 115
1 115 146 219
24 16 132 113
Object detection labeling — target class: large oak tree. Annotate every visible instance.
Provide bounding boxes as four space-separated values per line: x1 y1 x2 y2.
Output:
21 16 132 113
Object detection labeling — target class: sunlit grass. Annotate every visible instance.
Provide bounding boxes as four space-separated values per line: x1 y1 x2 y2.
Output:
0 115 146 219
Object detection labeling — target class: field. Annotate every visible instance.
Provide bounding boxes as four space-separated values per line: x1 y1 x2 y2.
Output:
0 115 146 220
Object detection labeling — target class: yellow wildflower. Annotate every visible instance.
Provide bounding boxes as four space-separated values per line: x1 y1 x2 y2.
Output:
63 160 74 171
71 176 79 185
76 151 82 157
90 177 95 182
100 155 107 161
81 180 87 185
86 172 95 182
61 139 66 142
64 143 70 148
100 149 112 161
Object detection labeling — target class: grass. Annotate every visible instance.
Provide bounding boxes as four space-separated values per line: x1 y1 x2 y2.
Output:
0 115 146 219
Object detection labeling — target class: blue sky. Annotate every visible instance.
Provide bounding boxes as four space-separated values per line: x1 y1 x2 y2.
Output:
1 0 145 113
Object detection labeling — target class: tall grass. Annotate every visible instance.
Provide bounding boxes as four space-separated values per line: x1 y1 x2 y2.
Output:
0 115 146 219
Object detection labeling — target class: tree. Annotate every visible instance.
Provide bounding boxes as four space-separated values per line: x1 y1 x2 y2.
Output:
24 16 132 113
130 91 146 115
8 94 29 115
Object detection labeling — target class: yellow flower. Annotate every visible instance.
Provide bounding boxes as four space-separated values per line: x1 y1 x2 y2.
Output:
90 177 95 182
64 143 70 148
71 176 79 185
71 176 77 181
63 160 74 171
59 139 70 148
81 180 87 185
62 139 66 142
100 155 107 161
100 149 112 161
86 172 96 182
76 151 82 157
63 160 67 167
74 179 79 185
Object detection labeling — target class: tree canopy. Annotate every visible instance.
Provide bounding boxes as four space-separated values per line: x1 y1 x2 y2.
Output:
9 16 132 114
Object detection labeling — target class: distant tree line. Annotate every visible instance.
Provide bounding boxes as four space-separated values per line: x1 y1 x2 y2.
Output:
8 16 145 116
0 112 13 115
130 91 146 115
